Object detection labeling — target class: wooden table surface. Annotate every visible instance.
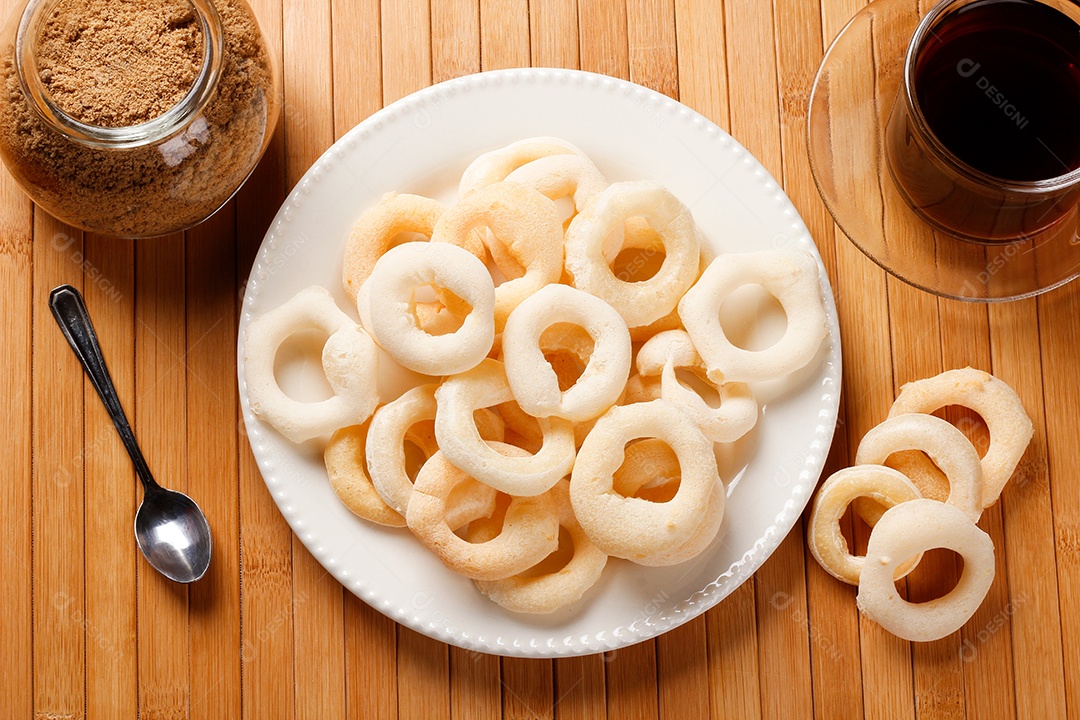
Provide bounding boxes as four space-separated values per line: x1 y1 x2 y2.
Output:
3 0 1077 716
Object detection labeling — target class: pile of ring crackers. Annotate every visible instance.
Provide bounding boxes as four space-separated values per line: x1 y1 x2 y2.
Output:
808 368 1032 640
244 137 830 614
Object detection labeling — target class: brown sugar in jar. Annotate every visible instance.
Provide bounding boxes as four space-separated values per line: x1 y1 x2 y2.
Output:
0 0 280 238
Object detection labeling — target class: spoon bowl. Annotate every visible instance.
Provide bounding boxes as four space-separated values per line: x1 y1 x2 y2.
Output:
49 284 213 583
135 487 213 583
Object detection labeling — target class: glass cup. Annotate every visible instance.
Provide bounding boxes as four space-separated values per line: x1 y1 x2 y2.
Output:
884 0 1080 243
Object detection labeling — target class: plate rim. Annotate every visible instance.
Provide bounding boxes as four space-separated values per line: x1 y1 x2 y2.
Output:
237 66 842 657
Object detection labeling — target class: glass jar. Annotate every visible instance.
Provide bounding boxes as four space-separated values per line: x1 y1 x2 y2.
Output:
0 0 280 238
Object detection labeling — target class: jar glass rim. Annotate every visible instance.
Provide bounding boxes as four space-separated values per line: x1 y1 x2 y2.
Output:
14 0 225 149
900 0 1080 194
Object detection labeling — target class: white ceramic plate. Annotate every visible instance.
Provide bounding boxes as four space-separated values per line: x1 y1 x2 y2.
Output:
237 68 842 657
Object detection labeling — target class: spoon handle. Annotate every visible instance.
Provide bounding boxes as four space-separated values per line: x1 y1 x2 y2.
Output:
49 285 159 492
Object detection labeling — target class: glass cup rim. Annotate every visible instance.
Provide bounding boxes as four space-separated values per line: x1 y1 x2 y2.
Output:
900 0 1080 195
14 0 225 149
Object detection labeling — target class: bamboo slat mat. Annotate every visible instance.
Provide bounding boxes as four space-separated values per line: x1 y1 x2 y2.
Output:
1 0 1074 716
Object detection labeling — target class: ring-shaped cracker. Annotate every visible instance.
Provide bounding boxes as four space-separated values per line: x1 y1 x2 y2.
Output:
367 385 440 514
342 192 479 302
419 418 505 530
678 250 828 384
503 284 631 422
611 439 726 566
432 182 564 330
857 499 995 642
363 242 496 376
611 439 681 500
407 447 560 581
471 479 609 614
533 322 595 388
565 181 702 328
636 480 725 567
622 373 663 405
853 450 950 526
504 154 609 221
244 285 379 443
458 137 585 196
325 420 495 530
367 384 505 517
343 194 474 333
324 423 406 527
605 217 712 341
855 413 983 522
889 368 1033 508
435 359 576 496
495 399 545 454
637 329 758 443
570 399 721 560
499 323 605 448
808 465 923 584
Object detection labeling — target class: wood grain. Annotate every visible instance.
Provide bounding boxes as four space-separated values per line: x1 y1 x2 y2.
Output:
530 0 577 67
606 643 658 720
451 647 500 720
657 621 709 720
382 0 432 104
3 0 1074 717
0 1 31 709
0 152 34 720
481 0 529 69
673 0 728 124
989 300 1067 720
939 299 1014 720
32 216 86 720
707 583 762 719
578 0 628 80
135 234 190 719
398 627 451 720
554 655 607 720
433 0 479 82
503 657 555 720
83 234 138 719
626 0 677 99
332 0 383 131
1037 282 1080 717
187 209 242 720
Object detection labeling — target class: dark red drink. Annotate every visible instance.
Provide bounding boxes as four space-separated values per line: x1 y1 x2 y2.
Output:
886 0 1080 241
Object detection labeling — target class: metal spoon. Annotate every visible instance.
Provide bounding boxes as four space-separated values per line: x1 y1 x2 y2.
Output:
49 284 212 583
